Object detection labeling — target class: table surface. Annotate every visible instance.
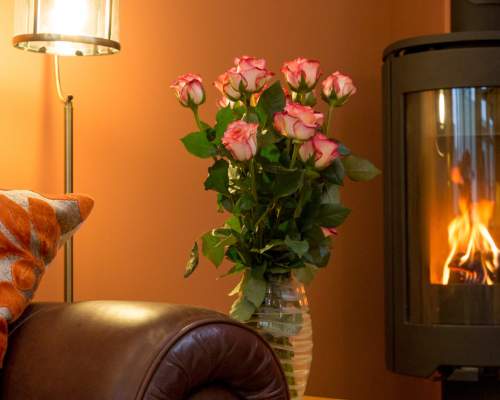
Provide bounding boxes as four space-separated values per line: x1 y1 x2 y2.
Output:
305 397 340 400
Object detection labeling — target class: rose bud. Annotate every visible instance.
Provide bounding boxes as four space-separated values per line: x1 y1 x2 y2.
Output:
321 71 357 106
227 56 274 95
170 73 205 107
282 57 321 92
214 71 242 102
217 96 232 109
222 120 258 161
273 103 324 141
321 227 338 237
299 133 340 169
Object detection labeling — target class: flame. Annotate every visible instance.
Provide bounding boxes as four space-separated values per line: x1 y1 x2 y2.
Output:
450 166 464 185
443 199 500 284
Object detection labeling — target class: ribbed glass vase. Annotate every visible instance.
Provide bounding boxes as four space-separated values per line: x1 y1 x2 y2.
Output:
245 274 313 399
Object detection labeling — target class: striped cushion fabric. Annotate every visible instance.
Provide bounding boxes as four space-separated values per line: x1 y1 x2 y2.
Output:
0 190 93 366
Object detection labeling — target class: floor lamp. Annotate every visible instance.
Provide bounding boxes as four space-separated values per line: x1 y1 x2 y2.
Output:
12 0 121 303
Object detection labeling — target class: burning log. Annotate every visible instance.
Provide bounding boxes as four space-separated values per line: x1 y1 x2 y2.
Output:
442 197 500 285
447 251 499 284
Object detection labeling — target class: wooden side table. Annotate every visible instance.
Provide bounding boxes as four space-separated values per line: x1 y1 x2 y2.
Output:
305 397 338 400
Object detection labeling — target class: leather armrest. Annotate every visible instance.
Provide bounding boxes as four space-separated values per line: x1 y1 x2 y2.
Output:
1 301 288 400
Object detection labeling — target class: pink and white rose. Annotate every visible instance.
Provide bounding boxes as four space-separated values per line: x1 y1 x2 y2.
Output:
282 57 321 92
299 133 340 169
273 103 324 141
215 71 242 102
222 121 258 161
170 73 205 107
321 71 357 105
227 56 274 95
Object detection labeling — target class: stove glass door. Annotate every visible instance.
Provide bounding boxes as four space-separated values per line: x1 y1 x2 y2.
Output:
406 87 500 324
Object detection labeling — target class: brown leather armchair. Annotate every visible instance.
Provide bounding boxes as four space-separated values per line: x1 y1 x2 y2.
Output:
0 301 289 400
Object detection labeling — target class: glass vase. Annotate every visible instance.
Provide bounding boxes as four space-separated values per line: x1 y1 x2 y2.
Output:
245 274 313 399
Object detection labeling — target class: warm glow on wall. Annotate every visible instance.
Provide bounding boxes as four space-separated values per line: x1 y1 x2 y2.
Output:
13 0 120 56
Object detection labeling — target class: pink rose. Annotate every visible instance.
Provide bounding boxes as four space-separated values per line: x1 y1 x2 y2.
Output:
222 121 258 161
321 227 338 237
282 57 321 92
322 71 356 105
273 103 324 141
214 72 242 101
299 133 340 169
227 56 274 95
170 73 205 107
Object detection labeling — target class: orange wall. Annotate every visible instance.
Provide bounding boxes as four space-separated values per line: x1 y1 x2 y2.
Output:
2 0 447 398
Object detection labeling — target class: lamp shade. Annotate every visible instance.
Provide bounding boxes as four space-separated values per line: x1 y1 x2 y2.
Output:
13 0 120 56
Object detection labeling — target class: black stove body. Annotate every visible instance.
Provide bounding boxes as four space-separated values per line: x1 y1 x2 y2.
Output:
384 1 500 398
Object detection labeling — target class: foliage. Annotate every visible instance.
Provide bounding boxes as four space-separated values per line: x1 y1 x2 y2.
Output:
175 62 380 322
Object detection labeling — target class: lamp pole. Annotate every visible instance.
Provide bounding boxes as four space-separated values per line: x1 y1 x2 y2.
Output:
55 55 74 304
12 0 121 305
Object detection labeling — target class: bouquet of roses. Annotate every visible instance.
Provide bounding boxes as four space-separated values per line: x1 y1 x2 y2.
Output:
171 56 379 321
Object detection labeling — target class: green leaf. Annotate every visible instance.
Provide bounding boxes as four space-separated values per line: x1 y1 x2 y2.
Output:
273 169 304 199
268 266 290 274
260 144 281 163
322 158 345 184
217 194 233 213
338 143 351 156
229 274 245 296
294 264 318 285
246 111 260 124
199 121 212 131
230 296 255 322
215 107 237 142
212 228 238 248
258 129 282 147
303 226 332 267
204 159 229 194
342 155 381 181
285 236 310 257
221 263 247 277
317 204 351 227
184 242 199 278
305 169 321 180
277 221 289 233
254 240 286 254
243 271 267 308
181 131 216 158
201 232 225 267
225 215 241 233
234 193 255 213
321 184 341 205
256 82 286 126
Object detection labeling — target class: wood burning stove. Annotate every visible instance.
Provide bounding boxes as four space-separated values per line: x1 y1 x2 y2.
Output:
384 1 500 398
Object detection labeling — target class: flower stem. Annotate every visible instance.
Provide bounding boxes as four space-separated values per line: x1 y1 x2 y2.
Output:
250 158 258 201
193 106 203 131
290 143 300 168
324 104 334 138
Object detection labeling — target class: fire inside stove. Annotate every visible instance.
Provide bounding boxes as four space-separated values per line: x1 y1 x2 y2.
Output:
409 87 500 289
443 196 500 285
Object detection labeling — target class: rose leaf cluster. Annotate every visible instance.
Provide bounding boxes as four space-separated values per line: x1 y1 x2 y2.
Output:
172 56 380 321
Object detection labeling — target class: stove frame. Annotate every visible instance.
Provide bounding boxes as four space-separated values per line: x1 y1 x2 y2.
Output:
384 32 500 378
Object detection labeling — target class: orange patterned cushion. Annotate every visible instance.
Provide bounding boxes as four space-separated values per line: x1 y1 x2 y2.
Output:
0 190 93 366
